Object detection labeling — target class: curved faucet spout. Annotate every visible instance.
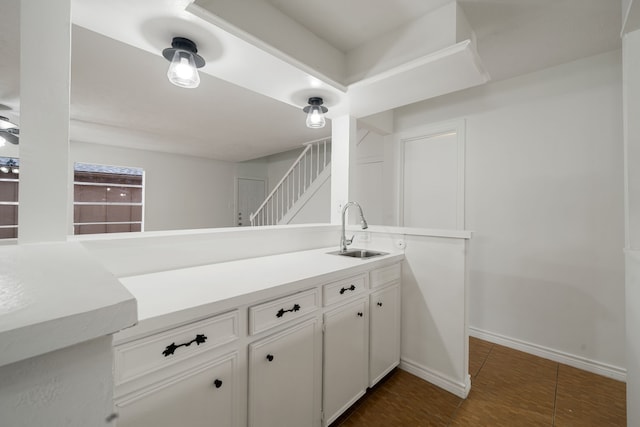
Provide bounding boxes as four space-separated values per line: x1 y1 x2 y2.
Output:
340 201 368 253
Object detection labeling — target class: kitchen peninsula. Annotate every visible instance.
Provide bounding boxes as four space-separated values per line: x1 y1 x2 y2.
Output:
0 224 470 426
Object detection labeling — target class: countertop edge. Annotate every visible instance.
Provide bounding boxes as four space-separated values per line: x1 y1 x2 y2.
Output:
114 249 404 344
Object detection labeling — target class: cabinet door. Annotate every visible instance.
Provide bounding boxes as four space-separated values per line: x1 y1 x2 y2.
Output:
323 298 368 426
248 318 321 427
115 351 238 427
369 283 401 386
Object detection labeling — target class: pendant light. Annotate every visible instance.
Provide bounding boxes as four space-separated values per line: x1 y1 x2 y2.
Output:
0 158 19 174
303 97 328 129
162 37 206 89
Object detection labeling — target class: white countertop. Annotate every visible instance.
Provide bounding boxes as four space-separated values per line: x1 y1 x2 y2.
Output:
0 242 137 367
116 247 404 342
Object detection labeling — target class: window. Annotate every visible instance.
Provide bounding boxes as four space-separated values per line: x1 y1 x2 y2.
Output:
73 163 144 235
0 157 19 239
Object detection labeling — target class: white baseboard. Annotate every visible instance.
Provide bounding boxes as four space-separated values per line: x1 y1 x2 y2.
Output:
469 327 626 382
399 358 471 399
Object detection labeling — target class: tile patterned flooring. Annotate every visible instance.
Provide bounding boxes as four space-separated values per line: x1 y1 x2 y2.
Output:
330 337 626 426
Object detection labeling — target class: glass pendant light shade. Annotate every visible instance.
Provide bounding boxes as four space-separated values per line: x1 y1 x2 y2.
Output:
167 50 200 88
303 97 328 129
306 106 326 128
162 37 205 89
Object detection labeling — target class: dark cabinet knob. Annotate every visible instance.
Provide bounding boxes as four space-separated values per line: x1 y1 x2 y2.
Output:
377 302 383 307
266 354 274 362
357 312 363 317
214 379 223 388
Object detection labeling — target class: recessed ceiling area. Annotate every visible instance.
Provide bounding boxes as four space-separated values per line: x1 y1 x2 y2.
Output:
265 0 452 52
70 26 327 162
0 0 623 163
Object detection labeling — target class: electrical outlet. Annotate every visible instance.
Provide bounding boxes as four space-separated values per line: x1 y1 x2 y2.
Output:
358 231 371 243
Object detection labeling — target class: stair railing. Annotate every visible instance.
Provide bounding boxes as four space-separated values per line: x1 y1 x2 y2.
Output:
250 137 331 226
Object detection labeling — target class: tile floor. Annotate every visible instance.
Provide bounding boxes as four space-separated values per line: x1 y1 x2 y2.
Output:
330 337 626 426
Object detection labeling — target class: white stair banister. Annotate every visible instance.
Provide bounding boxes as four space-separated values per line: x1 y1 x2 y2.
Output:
251 137 331 226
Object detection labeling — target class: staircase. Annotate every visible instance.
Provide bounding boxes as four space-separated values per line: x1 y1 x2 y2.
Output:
250 138 331 226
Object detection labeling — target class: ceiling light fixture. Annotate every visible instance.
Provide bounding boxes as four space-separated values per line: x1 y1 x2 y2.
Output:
162 37 206 89
303 97 328 129
0 158 19 174
0 116 19 145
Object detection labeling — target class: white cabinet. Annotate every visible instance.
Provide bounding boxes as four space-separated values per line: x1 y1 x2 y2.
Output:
248 317 321 427
115 351 239 427
114 260 402 427
369 283 401 386
114 311 241 427
323 298 369 426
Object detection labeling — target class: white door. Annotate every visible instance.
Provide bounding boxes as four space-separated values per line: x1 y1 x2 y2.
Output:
115 353 238 427
401 130 464 229
369 283 401 387
237 178 265 226
248 318 321 427
323 298 368 426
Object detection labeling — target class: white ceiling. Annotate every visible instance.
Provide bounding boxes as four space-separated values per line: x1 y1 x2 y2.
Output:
265 0 452 52
0 0 622 162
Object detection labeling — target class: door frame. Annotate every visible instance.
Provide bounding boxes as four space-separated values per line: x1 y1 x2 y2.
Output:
394 119 466 229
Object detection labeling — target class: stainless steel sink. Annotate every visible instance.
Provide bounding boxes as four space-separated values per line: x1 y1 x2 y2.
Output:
328 249 388 259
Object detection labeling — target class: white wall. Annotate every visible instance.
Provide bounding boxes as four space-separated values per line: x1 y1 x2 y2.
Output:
393 50 626 376
351 131 386 225
71 141 237 232
400 234 469 397
77 224 340 277
623 28 640 426
289 176 331 224
0 336 114 427
265 147 305 192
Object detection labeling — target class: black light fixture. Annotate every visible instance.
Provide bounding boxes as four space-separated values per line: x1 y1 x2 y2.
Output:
0 116 19 145
162 37 206 89
303 97 328 129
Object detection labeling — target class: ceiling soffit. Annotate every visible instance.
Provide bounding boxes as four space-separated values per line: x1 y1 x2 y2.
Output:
193 0 479 85
189 0 489 118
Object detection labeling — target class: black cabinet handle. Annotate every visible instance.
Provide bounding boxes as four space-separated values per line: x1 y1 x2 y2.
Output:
105 413 119 423
276 303 301 318
266 354 274 362
340 284 356 295
162 334 207 357
377 302 383 307
214 379 223 389
357 312 363 317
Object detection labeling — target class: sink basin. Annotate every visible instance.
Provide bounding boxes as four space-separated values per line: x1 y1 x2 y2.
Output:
328 249 388 259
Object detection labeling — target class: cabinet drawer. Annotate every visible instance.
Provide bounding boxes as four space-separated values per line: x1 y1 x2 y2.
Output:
323 274 367 306
249 288 319 335
115 310 239 386
370 263 401 289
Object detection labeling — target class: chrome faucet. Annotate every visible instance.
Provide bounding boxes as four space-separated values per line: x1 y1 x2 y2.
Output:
340 201 368 253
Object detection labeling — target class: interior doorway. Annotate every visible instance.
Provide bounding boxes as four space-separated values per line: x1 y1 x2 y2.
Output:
237 178 266 226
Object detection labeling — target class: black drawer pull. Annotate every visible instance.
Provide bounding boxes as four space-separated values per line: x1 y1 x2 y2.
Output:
276 303 301 318
266 354 274 362
357 312 363 317
340 284 356 294
214 379 223 389
162 334 207 357
377 302 383 307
